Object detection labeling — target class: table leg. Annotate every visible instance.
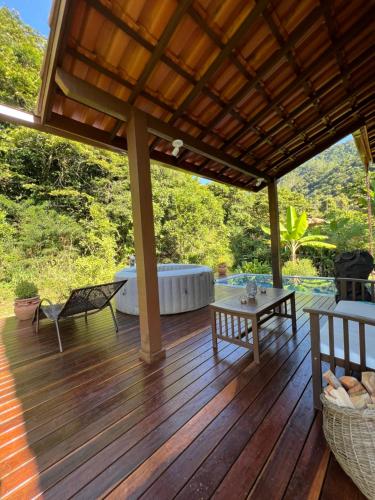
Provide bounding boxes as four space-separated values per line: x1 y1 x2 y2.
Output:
291 294 297 335
211 309 218 351
252 317 260 364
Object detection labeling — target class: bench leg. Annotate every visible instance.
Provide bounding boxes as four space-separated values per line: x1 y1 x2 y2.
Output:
109 302 119 333
35 306 40 334
291 294 297 335
54 320 63 353
310 312 322 410
252 318 260 364
211 309 218 351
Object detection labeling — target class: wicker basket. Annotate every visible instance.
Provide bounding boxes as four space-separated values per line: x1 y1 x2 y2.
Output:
321 394 375 499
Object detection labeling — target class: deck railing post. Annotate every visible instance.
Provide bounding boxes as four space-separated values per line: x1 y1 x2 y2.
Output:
268 180 282 288
127 108 165 363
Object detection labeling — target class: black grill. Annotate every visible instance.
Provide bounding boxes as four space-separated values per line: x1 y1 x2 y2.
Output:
334 251 374 302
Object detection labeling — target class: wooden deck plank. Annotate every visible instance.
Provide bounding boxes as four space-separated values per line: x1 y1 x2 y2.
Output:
73 296 318 498
6 295 311 497
283 411 330 500
0 288 365 499
247 381 315 499
320 455 366 500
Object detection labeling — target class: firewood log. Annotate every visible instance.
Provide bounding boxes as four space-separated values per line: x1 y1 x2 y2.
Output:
350 391 371 409
348 382 367 395
362 372 375 395
323 370 342 389
324 386 354 408
340 375 360 390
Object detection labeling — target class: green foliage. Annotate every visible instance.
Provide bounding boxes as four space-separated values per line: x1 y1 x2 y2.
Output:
263 206 336 261
0 7 44 111
14 280 38 299
282 258 317 277
234 259 271 274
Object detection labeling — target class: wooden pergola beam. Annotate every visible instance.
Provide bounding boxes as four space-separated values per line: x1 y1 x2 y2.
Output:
146 115 270 180
353 126 373 166
55 68 270 181
66 47 204 134
268 181 282 288
38 0 73 123
0 104 127 153
195 47 372 180
127 109 165 364
319 0 353 99
151 150 255 191
0 103 257 191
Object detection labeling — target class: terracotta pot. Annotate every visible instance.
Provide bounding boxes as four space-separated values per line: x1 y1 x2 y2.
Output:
14 296 40 321
218 263 228 277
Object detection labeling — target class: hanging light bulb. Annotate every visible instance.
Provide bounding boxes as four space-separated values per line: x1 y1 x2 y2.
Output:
255 178 263 187
172 139 183 157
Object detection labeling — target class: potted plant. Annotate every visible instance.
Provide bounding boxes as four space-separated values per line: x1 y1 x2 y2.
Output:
217 262 228 277
14 281 40 321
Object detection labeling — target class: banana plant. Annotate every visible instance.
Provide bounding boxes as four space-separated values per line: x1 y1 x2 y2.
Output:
262 206 336 262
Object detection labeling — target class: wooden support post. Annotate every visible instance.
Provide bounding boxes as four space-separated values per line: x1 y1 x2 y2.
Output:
268 180 282 288
127 108 165 363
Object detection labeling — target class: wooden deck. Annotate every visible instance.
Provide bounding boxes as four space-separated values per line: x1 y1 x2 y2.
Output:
0 287 365 499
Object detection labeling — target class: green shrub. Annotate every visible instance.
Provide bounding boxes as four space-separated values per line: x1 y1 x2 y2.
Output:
282 258 317 277
14 280 38 299
235 259 271 274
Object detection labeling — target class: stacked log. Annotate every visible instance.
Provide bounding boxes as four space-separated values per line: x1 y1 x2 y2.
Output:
323 370 375 409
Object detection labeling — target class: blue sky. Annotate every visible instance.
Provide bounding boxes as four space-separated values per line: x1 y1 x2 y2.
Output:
1 0 51 35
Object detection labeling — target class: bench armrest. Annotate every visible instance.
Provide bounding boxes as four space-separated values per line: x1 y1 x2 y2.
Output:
304 307 375 327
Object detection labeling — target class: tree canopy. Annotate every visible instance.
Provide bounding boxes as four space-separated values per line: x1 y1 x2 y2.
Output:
0 7 44 111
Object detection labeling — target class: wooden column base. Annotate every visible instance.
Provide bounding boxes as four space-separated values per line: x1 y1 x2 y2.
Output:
139 348 166 364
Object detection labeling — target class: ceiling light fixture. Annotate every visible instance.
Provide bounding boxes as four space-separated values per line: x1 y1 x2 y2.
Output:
172 139 183 157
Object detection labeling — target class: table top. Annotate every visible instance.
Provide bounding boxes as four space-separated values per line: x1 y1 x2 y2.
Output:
210 287 294 316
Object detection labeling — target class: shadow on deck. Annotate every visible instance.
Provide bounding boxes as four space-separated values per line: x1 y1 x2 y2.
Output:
0 288 365 499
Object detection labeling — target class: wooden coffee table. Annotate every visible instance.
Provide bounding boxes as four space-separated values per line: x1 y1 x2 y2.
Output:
210 288 297 363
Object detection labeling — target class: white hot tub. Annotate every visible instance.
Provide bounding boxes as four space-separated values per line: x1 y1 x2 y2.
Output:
115 264 214 315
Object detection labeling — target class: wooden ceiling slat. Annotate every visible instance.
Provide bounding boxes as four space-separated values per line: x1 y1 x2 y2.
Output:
319 0 354 101
202 40 373 177
218 63 372 179
262 9 323 145
127 0 194 106
270 93 373 174
222 7 374 150
272 116 366 180
192 7 322 143
84 0 252 127
247 68 373 169
167 0 271 123
110 0 194 143
239 44 374 160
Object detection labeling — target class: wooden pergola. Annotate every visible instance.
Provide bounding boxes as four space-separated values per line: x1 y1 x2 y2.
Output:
1 0 374 363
